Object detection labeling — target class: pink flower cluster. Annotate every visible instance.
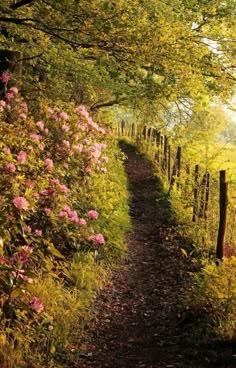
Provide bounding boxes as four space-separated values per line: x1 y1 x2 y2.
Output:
6 163 16 173
12 270 33 284
59 206 87 225
1 72 11 84
29 297 44 313
13 196 29 210
60 111 69 120
30 133 42 142
11 251 29 265
17 151 27 164
10 86 18 94
75 104 90 119
87 210 99 219
88 233 105 245
44 158 53 171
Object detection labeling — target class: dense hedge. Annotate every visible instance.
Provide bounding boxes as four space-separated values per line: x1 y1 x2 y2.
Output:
0 84 130 367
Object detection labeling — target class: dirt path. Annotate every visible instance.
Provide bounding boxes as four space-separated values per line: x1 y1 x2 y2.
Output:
68 142 227 368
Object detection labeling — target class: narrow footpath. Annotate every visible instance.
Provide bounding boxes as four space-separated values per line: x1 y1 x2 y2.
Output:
70 142 229 368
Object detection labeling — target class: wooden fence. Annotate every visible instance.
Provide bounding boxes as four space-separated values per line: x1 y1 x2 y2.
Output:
117 122 228 261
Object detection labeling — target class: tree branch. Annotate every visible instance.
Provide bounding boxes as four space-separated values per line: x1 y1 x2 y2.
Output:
90 99 121 111
10 0 35 10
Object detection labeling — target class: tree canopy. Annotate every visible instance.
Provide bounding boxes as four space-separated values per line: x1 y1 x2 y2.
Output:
0 0 235 115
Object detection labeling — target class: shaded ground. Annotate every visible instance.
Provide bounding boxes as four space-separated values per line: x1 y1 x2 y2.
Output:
68 142 235 368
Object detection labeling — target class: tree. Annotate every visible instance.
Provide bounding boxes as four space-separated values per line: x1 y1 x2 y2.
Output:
0 0 235 113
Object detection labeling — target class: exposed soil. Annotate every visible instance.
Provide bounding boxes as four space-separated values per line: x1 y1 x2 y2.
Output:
67 142 236 368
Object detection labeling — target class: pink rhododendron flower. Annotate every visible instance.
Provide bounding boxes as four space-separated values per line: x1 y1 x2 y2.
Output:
21 102 28 113
47 107 54 114
11 251 29 265
21 274 33 283
29 297 44 313
35 229 42 236
4 146 11 154
100 143 107 149
44 208 51 215
39 143 45 151
30 133 42 141
44 128 49 134
12 270 33 283
17 150 27 164
85 167 91 174
6 92 14 100
9 86 18 94
24 225 31 233
59 211 67 218
50 178 60 186
63 163 69 169
88 233 105 245
1 72 11 83
77 124 86 131
77 218 87 225
101 167 107 173
13 196 29 210
51 114 58 121
75 105 90 119
88 210 99 220
19 113 27 120
68 210 78 222
0 256 6 265
63 205 71 213
36 121 44 130
22 245 33 253
25 181 34 188
60 111 69 120
59 184 68 193
6 163 16 173
63 140 70 148
44 158 53 171
0 100 6 107
62 124 69 132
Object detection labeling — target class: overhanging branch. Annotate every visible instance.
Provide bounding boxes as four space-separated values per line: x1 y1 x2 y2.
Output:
10 0 35 10
90 98 122 111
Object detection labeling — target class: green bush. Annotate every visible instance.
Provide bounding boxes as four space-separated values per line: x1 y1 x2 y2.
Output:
187 257 236 341
0 83 130 367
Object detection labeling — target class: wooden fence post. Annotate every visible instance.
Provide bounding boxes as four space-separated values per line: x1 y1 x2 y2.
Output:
216 170 227 261
121 120 125 136
204 173 210 220
176 146 181 190
160 135 163 167
192 165 199 222
131 123 135 138
156 131 161 166
168 146 181 194
162 135 168 173
198 173 207 218
142 126 147 140
168 144 171 183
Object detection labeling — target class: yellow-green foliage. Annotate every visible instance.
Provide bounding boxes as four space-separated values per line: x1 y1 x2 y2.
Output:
0 91 130 367
188 257 236 341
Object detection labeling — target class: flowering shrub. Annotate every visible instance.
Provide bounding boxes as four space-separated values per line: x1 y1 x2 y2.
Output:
0 81 130 366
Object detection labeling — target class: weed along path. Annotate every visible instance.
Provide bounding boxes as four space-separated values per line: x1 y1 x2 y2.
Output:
70 142 217 368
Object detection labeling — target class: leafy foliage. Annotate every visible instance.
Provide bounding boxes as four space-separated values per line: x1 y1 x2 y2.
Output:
0 84 130 367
